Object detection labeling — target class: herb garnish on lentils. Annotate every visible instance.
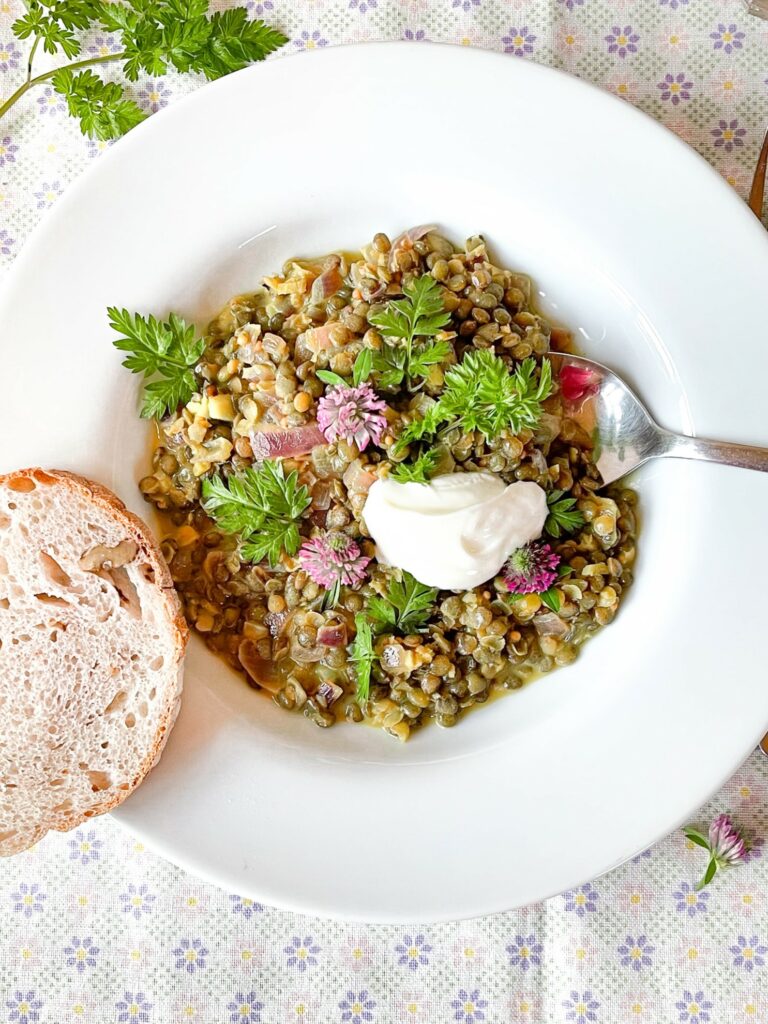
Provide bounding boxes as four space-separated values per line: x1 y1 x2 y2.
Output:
201 462 310 569
118 228 639 739
367 275 452 388
109 307 205 419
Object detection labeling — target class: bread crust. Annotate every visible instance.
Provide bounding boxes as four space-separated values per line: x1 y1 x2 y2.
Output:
0 468 188 855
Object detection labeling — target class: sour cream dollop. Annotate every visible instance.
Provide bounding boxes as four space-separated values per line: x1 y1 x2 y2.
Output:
362 472 548 590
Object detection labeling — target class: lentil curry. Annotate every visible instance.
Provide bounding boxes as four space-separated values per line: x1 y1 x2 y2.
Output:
134 229 638 740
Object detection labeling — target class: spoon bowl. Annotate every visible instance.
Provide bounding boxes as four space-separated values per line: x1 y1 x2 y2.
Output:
549 352 768 486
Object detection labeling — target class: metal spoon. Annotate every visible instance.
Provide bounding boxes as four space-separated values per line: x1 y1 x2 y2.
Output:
548 352 768 486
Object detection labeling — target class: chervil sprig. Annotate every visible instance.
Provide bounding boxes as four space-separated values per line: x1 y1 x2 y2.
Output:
1 0 287 139
100 2 287 83
201 462 311 569
51 68 146 140
395 352 552 453
390 448 439 484
12 0 101 59
367 571 438 634
545 489 586 538
349 571 438 702
368 276 451 388
349 613 376 703
441 352 552 439
108 307 204 418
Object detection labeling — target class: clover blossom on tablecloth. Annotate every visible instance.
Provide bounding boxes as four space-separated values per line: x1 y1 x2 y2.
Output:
684 813 747 890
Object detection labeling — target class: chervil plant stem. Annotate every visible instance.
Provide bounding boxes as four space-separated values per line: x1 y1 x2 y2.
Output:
26 37 40 81
0 51 126 121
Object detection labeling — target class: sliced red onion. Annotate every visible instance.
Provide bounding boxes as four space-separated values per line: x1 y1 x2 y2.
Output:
238 638 282 693
261 332 288 362
311 265 344 302
250 424 326 460
342 458 377 495
316 680 344 706
294 331 316 362
302 324 337 356
317 622 348 647
559 364 598 403
236 341 262 365
360 279 386 302
533 612 569 637
529 448 548 476
388 224 437 271
289 638 325 664
311 480 333 510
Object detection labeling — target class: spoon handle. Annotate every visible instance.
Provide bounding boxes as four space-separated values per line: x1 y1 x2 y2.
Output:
660 431 768 473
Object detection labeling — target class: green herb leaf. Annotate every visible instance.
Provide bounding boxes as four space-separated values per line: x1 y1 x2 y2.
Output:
141 370 198 419
13 0 102 58
109 307 204 418
395 351 553 452
370 275 451 344
390 448 439 484
105 2 287 83
240 521 300 569
352 347 373 387
683 828 711 851
368 276 451 386
443 352 552 440
321 577 342 612
316 370 347 388
368 571 438 635
366 596 397 631
407 340 452 381
201 462 310 569
371 345 408 390
350 613 376 703
196 9 287 80
51 68 146 139
539 587 561 613
556 563 574 578
695 856 718 891
393 403 444 454
545 489 586 538
387 572 439 633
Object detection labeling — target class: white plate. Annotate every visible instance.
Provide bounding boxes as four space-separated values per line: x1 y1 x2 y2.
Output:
2 43 768 922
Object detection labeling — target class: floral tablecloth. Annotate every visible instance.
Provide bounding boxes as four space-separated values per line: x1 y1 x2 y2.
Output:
2 1 768 1022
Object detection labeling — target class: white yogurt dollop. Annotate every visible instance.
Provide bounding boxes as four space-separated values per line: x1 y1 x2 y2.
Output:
362 472 548 590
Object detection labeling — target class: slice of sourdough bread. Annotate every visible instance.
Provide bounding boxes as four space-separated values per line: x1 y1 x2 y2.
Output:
0 468 187 856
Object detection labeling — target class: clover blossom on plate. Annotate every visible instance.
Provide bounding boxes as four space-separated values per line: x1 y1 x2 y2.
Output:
316 382 387 450
299 532 371 607
502 541 560 595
